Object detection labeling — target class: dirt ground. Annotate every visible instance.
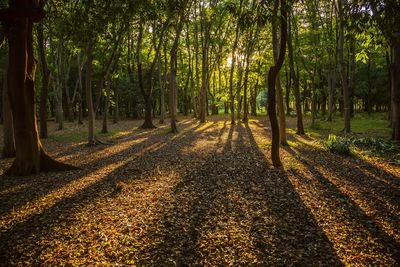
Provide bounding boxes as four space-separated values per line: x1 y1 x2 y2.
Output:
0 116 399 266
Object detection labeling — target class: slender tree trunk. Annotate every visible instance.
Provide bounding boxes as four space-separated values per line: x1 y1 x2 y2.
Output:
3 1 76 175
113 81 119 124
391 40 400 140
101 79 111 133
288 11 304 134
159 46 165 124
37 21 49 139
85 42 96 145
338 0 351 133
199 14 210 123
229 2 242 125
77 54 84 125
272 0 287 145
268 0 287 167
169 20 184 133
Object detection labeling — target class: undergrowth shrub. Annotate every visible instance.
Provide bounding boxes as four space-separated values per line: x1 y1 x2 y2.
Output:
324 134 352 155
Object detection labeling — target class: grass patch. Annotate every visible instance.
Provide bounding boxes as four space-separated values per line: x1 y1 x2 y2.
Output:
306 113 391 139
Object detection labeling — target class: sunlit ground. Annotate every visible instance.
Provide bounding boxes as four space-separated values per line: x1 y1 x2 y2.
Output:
0 116 399 266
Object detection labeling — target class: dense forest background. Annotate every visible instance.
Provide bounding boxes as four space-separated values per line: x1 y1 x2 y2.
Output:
0 0 397 150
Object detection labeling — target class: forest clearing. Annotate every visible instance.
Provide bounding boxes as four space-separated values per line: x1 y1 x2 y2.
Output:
1 0 400 265
1 115 399 266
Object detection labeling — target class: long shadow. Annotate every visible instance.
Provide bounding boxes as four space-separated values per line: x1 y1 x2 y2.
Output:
0 120 211 216
242 123 342 266
134 121 341 265
0 119 218 265
134 121 235 265
283 142 400 262
288 134 400 228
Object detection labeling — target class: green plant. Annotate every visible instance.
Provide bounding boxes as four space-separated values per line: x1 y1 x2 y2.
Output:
324 134 352 155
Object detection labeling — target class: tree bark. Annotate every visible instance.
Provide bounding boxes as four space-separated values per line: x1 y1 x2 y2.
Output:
338 0 351 133
268 0 287 167
391 40 400 140
2 1 76 175
272 0 287 145
287 11 304 134
101 78 110 133
2 52 15 158
85 41 96 145
169 19 184 133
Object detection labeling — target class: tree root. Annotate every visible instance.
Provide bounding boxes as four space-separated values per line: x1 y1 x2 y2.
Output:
5 149 79 176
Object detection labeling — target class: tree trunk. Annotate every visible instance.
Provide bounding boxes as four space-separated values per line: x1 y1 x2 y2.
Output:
85 42 96 145
101 79 111 133
169 20 184 133
159 45 166 124
288 12 304 134
3 1 76 175
199 16 209 123
2 53 15 158
272 0 287 145
268 0 287 167
77 54 84 125
391 40 400 140
37 21 49 139
338 0 351 133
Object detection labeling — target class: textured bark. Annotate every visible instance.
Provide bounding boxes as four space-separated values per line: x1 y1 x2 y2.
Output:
272 0 287 145
2 1 76 175
268 0 287 167
392 40 400 140
2 53 15 158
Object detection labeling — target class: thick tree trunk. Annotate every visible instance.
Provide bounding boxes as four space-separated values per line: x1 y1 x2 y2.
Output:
268 0 287 167
37 22 49 139
3 2 76 175
2 54 15 158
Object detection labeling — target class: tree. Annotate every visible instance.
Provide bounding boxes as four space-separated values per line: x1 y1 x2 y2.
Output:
266 0 287 167
287 4 304 134
0 0 76 175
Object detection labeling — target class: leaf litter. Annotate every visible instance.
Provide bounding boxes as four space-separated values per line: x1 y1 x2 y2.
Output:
0 117 399 266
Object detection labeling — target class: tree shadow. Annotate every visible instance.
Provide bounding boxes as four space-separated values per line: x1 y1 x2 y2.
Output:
0 119 219 265
0 120 217 217
282 136 400 262
134 122 341 265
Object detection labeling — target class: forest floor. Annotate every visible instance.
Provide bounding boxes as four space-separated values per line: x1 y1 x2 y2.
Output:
0 116 399 266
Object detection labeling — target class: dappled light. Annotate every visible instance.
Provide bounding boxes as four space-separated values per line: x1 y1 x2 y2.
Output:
0 0 399 265
1 117 399 265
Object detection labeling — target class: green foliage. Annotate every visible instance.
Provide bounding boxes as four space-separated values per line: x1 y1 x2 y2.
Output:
324 134 352 155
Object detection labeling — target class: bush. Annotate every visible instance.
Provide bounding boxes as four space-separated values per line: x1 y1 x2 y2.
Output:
324 134 352 155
